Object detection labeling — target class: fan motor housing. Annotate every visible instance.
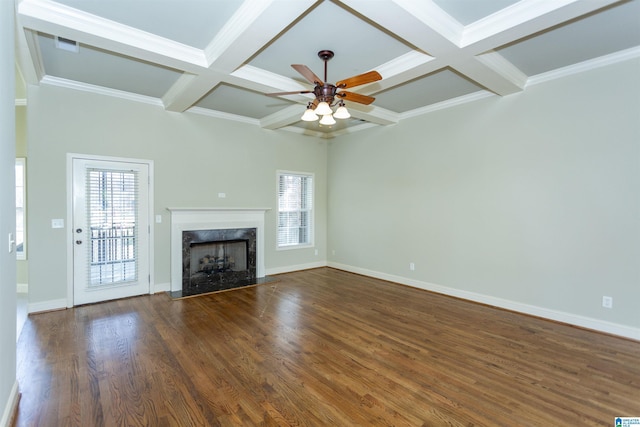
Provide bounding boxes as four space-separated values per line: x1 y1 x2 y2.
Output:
314 84 337 104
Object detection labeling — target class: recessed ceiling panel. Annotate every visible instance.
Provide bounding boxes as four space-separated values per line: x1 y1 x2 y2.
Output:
374 69 483 113
248 1 412 82
38 33 182 98
54 0 244 49
497 0 640 76
433 0 520 25
196 84 296 119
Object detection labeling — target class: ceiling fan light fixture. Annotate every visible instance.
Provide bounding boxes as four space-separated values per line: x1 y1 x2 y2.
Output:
319 114 336 125
267 50 382 126
301 105 319 121
333 103 350 119
314 101 332 116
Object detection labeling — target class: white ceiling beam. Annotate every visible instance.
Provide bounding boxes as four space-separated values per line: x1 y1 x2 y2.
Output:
260 104 303 130
164 0 317 112
371 51 442 92
346 104 399 126
450 52 528 96
204 0 318 72
340 0 527 96
161 72 226 112
339 0 459 56
461 0 626 52
14 27 44 85
17 0 208 72
229 65 312 96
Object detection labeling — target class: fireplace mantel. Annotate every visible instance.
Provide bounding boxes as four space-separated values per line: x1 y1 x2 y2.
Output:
168 208 269 292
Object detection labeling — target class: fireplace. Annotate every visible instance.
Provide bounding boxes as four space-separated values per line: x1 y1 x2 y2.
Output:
168 208 269 296
182 228 256 291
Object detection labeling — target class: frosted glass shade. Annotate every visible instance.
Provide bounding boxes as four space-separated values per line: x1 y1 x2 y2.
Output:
301 108 319 121
319 114 336 125
314 101 332 116
333 105 350 119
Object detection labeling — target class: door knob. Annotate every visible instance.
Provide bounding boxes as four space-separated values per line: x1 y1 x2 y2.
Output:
76 240 82 245
76 228 82 233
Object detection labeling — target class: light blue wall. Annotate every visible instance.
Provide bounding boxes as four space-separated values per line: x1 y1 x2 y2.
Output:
328 58 640 333
26 85 327 306
22 56 640 338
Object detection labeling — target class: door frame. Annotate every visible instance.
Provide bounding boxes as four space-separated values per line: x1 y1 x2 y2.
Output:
66 153 155 307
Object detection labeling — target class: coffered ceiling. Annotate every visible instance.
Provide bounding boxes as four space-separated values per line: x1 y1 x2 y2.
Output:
14 0 640 138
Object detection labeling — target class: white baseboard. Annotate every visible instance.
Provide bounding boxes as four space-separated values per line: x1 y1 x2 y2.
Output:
0 381 19 427
16 283 28 293
27 284 171 312
152 282 171 293
266 261 327 276
28 298 67 314
328 262 640 341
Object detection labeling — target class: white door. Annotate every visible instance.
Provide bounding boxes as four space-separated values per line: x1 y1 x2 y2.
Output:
72 158 150 305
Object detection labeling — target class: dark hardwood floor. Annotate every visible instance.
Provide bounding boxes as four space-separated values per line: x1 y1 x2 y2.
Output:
15 268 640 426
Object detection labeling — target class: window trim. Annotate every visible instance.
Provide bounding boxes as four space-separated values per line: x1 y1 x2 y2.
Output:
276 170 314 251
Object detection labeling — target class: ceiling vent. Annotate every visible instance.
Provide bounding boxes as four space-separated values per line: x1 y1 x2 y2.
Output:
55 36 79 53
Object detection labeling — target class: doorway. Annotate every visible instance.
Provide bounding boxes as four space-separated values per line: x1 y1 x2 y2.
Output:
70 155 152 305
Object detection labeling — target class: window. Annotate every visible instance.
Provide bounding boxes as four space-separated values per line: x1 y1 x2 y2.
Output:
86 168 138 286
16 158 26 260
277 171 313 249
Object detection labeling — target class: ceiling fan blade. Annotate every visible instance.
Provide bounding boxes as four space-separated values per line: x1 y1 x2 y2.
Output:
291 64 324 86
337 91 375 105
336 71 382 89
266 90 313 97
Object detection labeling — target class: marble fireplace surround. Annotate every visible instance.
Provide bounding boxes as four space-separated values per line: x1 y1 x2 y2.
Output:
168 207 269 293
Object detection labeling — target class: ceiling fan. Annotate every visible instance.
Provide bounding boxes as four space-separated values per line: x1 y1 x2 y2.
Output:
266 50 382 125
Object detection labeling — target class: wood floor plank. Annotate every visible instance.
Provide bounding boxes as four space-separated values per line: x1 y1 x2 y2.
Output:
15 267 640 426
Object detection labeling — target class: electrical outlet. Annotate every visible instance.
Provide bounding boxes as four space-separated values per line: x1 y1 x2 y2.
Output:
602 296 613 309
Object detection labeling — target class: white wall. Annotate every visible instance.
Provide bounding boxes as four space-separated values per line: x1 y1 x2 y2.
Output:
26 85 327 307
328 58 640 338
0 0 18 424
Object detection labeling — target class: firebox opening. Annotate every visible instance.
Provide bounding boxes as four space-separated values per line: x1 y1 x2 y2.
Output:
181 227 258 294
190 239 248 275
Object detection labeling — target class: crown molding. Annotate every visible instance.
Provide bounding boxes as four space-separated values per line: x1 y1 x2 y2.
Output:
41 75 164 107
187 106 260 126
528 46 640 87
400 91 494 120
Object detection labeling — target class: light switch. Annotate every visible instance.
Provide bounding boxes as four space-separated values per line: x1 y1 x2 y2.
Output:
51 219 64 228
155 215 162 223
8 233 14 253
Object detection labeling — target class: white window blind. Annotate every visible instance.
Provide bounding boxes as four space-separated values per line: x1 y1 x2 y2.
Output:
86 168 138 286
277 172 313 248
